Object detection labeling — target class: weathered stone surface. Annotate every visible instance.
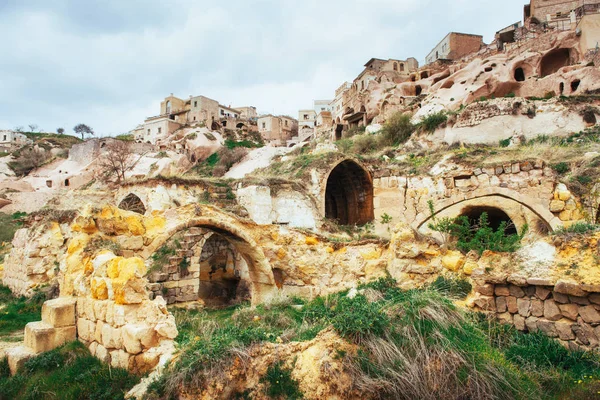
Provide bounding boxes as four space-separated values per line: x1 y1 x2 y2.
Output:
5 346 34 375
102 324 122 349
441 251 465 272
544 300 562 321
569 296 590 305
506 296 518 314
110 349 130 369
96 344 110 363
555 319 576 341
41 297 77 328
514 314 526 331
552 292 569 304
497 312 513 324
531 299 544 317
494 285 510 296
475 283 494 296
559 304 579 321
535 286 552 300
555 280 587 297
537 320 558 337
517 298 531 317
496 296 507 313
525 316 539 332
509 285 525 298
590 293 600 305
578 306 600 324
549 200 565 212
24 321 55 354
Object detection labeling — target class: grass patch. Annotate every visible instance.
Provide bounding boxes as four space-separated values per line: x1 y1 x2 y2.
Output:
429 275 472 299
0 285 44 339
0 341 139 399
115 133 134 141
148 278 600 399
553 222 600 237
418 111 448 132
0 212 26 244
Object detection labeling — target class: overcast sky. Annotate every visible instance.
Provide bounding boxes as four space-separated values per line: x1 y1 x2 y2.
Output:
0 0 526 136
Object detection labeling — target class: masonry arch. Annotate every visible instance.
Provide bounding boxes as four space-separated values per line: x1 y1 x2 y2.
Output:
145 216 276 305
540 48 572 78
118 193 146 215
236 122 245 129
324 159 374 225
166 101 171 114
412 188 562 235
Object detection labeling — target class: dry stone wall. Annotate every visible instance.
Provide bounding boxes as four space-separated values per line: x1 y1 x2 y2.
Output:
472 278 600 350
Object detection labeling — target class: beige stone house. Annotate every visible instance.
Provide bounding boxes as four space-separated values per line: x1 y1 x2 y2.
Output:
0 131 32 152
257 115 297 146
135 94 256 144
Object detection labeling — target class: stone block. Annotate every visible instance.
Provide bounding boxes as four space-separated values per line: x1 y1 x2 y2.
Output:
559 304 579 321
102 324 122 349
41 297 77 328
476 283 494 296
496 297 507 313
535 286 552 300
495 285 510 296
77 318 94 342
509 285 525 298
555 319 576 341
552 292 569 304
544 300 562 321
525 316 539 332
441 251 465 272
95 343 111 363
5 346 34 375
537 319 558 337
531 299 544 317
497 312 513 324
24 321 56 354
514 314 526 331
506 296 518 314
578 306 600 324
554 280 587 297
517 298 531 317
110 349 130 369
549 200 565 212
54 326 77 348
569 296 590 305
590 293 600 305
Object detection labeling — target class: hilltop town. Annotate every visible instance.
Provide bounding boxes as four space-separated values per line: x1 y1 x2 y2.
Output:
1 1 600 399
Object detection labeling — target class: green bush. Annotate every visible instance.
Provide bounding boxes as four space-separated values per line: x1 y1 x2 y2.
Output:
499 138 511 148
552 162 570 174
332 295 389 341
261 361 303 399
419 111 448 132
430 276 472 299
379 112 415 146
554 222 600 236
115 133 134 141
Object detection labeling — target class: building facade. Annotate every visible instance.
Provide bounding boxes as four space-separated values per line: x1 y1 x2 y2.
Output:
0 131 33 151
425 32 484 64
258 115 298 146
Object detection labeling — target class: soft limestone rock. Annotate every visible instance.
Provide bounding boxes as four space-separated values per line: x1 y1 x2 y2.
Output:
441 250 465 272
41 297 77 328
578 306 600 324
559 304 579 321
554 280 587 297
544 300 562 321
5 346 34 375
24 321 55 354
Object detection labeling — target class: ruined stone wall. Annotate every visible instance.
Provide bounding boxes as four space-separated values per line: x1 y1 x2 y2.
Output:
372 159 575 237
472 278 600 350
530 0 582 21
448 33 484 61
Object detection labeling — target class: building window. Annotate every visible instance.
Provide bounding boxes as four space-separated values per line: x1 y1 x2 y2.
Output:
220 110 224 115
147 129 150 135
262 122 266 129
393 62 398 71
400 63 405 71
193 116 196 121
194 101 197 107
285 120 288 126
158 127 162 134
2 135 5 141
304 114 309 119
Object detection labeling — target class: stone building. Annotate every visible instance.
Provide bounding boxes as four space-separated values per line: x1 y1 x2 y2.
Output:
257 115 297 146
0 131 32 151
525 1 600 31
135 94 256 144
425 32 484 64
331 82 352 124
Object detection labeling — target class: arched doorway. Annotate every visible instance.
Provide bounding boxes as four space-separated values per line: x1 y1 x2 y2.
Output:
166 101 171 114
146 220 276 306
540 48 571 77
118 193 146 215
458 205 518 235
325 160 374 225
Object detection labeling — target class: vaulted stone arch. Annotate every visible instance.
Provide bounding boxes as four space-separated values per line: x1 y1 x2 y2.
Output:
322 159 374 226
412 187 562 234
144 216 277 304
118 193 147 215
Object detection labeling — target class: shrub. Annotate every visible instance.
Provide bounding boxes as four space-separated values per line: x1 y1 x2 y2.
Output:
261 361 303 400
335 139 354 153
552 162 570 174
115 133 134 141
351 134 378 154
379 112 415 146
499 138 511 148
430 276 472 299
419 111 448 132
344 126 366 139
505 92 516 98
331 295 389 341
554 222 600 236
576 175 592 185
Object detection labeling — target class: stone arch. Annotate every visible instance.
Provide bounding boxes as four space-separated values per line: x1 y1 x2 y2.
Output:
118 193 147 215
421 71 429 79
539 48 572 78
166 100 171 114
236 122 245 129
145 216 276 304
324 159 374 225
393 62 398 71
412 187 562 234
400 63 405 72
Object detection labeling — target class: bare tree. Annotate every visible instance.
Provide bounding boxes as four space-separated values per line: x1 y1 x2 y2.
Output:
56 127 65 135
98 140 136 183
28 124 39 132
14 126 24 133
74 123 94 140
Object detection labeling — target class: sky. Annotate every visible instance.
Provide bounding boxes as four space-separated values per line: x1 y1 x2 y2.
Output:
0 0 526 137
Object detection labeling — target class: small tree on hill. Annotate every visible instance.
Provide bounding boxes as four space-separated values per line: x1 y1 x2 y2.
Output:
74 123 94 140
98 140 136 183
56 127 65 135
28 124 39 132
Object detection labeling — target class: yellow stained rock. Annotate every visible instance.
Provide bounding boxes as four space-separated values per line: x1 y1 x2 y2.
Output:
276 248 287 259
125 216 146 236
326 247 334 254
463 261 478 275
360 248 382 260
107 257 146 281
298 264 317 275
91 277 109 300
442 250 466 272
557 191 571 201
143 216 166 238
305 237 319 246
